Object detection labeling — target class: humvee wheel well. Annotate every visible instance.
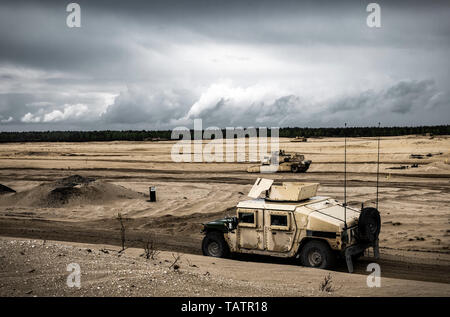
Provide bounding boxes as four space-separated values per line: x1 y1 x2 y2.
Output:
202 230 230 258
296 237 333 257
202 223 229 234
203 228 225 235
204 228 215 233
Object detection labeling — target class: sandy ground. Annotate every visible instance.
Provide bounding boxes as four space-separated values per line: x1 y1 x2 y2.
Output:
1 237 449 297
0 135 449 296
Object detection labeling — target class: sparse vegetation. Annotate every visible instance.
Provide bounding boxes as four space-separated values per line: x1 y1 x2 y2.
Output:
169 253 182 271
142 235 159 260
319 274 337 293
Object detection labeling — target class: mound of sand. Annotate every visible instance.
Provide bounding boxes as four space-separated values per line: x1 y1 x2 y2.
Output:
55 174 95 186
0 184 16 194
0 175 143 208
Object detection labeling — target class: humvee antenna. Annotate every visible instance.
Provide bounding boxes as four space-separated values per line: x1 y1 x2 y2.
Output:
344 122 347 229
376 122 381 210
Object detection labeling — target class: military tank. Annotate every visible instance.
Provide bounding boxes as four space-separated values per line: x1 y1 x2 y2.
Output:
247 150 311 173
290 136 307 142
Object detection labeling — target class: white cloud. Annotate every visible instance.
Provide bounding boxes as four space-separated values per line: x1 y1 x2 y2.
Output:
20 104 89 123
0 115 13 123
21 112 40 123
186 80 289 119
42 104 88 122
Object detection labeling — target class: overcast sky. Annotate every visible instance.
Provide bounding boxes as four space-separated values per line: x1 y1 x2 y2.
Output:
0 0 449 131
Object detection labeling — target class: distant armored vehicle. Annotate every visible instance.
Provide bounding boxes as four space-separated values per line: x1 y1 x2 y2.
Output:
247 150 311 173
201 178 381 272
290 136 307 142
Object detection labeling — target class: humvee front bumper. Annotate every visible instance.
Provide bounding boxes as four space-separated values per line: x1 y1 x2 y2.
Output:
344 239 379 273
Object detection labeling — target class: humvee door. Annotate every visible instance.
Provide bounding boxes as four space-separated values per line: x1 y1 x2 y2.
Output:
237 208 264 250
264 210 295 252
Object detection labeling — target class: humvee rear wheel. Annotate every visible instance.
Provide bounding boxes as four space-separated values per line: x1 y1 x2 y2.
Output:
358 207 381 243
300 240 336 269
291 165 299 173
202 231 229 258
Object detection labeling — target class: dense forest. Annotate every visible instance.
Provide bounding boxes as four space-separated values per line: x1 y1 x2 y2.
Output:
0 125 448 143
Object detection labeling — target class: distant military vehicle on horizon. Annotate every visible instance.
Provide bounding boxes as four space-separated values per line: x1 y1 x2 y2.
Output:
290 136 307 142
247 150 311 173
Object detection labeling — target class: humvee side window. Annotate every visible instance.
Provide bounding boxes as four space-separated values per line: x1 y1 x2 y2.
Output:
271 214 287 227
239 212 255 224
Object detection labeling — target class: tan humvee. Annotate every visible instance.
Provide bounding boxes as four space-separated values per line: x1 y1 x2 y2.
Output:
201 178 381 272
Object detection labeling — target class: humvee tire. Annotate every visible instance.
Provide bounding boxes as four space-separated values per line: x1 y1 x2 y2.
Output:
358 207 381 243
202 231 230 258
300 240 336 269
291 164 299 173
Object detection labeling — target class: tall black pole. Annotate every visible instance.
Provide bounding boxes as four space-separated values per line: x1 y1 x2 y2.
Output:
376 122 381 210
344 123 347 229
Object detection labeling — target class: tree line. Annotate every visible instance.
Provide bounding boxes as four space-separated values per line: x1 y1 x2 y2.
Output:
0 125 448 143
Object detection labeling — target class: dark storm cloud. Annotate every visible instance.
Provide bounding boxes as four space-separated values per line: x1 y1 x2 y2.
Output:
93 79 449 129
176 79 450 128
328 80 440 115
2 0 449 74
101 88 196 124
0 0 449 131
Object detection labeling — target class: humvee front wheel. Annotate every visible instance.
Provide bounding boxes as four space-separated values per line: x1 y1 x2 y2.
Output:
202 231 229 258
300 240 336 269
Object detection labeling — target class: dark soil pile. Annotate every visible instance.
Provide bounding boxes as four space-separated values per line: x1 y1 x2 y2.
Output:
56 175 95 187
0 175 143 208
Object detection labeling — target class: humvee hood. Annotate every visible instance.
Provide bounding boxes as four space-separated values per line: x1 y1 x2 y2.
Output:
203 218 233 232
304 200 360 229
